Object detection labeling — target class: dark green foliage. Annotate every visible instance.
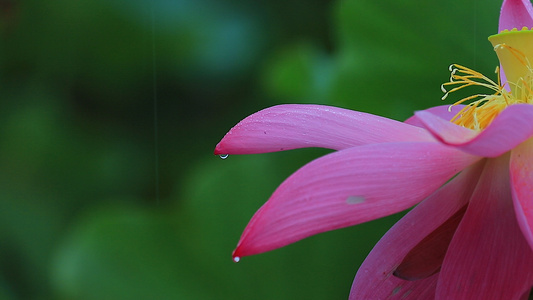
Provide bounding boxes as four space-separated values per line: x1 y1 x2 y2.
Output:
0 0 499 298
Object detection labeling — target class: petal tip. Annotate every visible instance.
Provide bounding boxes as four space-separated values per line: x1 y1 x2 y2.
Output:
232 246 246 262
213 142 224 155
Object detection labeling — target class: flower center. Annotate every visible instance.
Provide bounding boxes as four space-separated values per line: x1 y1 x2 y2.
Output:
441 27 533 130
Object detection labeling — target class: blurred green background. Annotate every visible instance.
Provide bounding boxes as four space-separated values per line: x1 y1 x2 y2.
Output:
0 0 501 299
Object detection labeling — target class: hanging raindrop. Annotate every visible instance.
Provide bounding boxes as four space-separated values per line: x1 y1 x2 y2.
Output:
219 154 229 159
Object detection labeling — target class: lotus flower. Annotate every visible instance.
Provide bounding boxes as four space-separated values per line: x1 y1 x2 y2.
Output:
214 0 533 298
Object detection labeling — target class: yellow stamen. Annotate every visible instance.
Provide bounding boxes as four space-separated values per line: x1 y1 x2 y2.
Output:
441 64 509 130
442 28 533 130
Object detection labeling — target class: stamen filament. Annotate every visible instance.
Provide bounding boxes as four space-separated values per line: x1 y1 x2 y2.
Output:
443 29 533 130
441 64 508 130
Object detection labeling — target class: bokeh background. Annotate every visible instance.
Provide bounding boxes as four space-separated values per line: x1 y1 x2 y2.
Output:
0 0 502 299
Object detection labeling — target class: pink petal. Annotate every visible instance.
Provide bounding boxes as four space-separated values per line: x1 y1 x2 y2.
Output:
415 104 533 157
436 155 533 299
214 104 434 155
413 110 477 143
404 105 465 127
499 0 533 32
349 162 484 300
232 142 479 259
510 138 533 251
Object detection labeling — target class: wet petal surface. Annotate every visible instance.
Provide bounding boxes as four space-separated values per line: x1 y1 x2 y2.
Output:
499 0 533 32
215 104 434 155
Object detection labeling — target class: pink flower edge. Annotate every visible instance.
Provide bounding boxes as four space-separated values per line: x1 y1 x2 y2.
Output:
214 104 434 155
415 104 533 157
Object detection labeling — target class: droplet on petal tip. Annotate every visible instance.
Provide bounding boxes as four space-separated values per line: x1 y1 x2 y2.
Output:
233 256 240 263
219 154 229 160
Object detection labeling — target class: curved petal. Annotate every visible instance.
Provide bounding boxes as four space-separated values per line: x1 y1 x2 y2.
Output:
415 104 533 157
404 105 465 127
413 110 477 143
436 155 533 299
232 142 480 259
510 138 533 251
349 161 484 300
214 104 434 155
499 0 533 32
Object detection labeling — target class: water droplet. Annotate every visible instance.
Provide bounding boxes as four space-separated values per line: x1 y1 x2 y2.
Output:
233 256 240 263
392 286 402 295
346 196 365 204
219 154 229 160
